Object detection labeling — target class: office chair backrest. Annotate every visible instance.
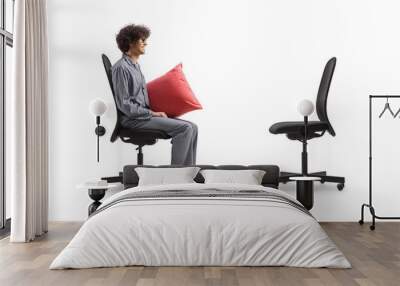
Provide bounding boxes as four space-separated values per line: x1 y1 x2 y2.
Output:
316 57 336 136
101 54 121 142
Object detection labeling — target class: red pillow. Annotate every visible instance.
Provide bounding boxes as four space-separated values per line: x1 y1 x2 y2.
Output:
147 63 202 117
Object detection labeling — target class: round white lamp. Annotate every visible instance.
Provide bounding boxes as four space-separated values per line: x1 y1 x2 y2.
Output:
297 99 314 117
89 99 107 162
89 98 107 117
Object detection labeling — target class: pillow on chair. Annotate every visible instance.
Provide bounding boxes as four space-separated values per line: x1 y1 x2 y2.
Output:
146 64 202 117
135 167 200 186
200 169 266 185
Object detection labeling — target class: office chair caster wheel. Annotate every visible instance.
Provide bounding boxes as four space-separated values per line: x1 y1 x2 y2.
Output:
370 225 375 231
358 220 364 225
337 183 344 191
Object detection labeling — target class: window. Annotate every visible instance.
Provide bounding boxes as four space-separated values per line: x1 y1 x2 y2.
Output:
0 0 14 235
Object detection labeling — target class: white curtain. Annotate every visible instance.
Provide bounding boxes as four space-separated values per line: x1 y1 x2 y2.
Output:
9 0 48 242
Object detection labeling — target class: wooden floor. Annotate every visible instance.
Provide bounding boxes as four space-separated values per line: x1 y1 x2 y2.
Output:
0 222 399 286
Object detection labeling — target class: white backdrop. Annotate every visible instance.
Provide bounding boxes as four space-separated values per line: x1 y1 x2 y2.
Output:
47 0 400 221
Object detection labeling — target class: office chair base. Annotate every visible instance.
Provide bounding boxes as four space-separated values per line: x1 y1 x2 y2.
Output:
280 171 345 190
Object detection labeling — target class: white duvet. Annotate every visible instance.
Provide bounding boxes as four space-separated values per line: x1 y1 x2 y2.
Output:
50 183 351 269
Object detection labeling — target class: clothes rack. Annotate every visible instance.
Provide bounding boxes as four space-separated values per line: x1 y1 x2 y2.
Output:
359 95 400 230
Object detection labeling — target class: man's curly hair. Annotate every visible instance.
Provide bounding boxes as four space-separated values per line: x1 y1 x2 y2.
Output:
116 24 151 53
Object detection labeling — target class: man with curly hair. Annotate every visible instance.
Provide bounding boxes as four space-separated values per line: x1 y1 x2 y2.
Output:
111 24 198 165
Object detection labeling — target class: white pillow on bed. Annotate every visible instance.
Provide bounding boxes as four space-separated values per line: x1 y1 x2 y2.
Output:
135 167 200 186
200 169 266 185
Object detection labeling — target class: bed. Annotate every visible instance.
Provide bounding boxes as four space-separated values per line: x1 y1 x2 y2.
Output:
50 165 350 269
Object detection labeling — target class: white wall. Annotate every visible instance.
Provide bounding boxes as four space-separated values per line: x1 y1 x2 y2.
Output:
48 0 400 221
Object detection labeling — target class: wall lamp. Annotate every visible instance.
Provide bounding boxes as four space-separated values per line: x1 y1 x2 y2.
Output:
89 99 107 162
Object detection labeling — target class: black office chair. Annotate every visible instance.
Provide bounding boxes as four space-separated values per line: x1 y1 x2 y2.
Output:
101 54 171 165
269 57 345 190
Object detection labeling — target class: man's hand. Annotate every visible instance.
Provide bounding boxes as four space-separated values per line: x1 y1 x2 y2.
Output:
151 110 168 118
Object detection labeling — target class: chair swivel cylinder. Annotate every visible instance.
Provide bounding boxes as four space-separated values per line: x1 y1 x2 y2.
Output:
296 180 314 210
136 146 144 165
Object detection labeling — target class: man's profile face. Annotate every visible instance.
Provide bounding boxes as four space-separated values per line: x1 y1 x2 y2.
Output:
130 38 147 55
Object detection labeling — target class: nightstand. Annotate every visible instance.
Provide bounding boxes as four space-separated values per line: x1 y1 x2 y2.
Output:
289 176 321 210
77 182 121 216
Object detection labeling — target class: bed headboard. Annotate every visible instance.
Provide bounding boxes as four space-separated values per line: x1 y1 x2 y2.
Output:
123 165 280 190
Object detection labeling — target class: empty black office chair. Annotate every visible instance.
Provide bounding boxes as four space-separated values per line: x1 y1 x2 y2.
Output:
269 57 345 190
101 54 171 165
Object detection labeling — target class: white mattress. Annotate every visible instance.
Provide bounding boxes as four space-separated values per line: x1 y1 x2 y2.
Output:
50 183 351 269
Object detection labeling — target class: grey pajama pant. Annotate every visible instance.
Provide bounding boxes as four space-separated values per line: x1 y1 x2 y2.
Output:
121 117 198 165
